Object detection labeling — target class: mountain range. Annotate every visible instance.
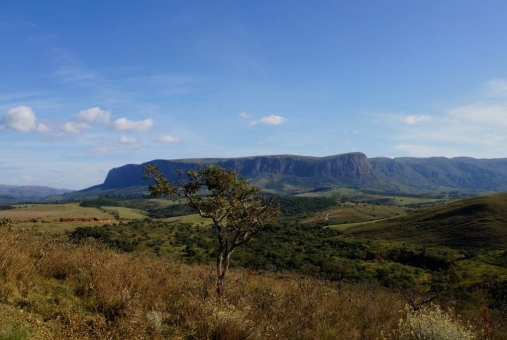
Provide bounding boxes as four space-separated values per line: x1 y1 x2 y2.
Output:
4 152 507 202
64 152 507 199
0 185 73 202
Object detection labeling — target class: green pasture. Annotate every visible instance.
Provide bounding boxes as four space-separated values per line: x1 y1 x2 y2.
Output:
102 206 147 219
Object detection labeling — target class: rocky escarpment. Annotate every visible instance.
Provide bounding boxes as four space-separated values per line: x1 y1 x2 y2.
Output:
84 153 507 195
369 157 507 192
101 152 375 189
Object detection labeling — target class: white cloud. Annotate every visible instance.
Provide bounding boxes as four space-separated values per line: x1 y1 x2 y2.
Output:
448 103 507 125
110 118 153 132
157 135 181 143
72 107 110 125
0 106 50 133
403 115 430 125
56 107 111 134
61 122 89 134
249 114 287 126
119 135 139 144
389 84 507 158
239 111 250 119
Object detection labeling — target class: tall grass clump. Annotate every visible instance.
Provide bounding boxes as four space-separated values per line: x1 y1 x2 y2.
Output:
394 303 478 340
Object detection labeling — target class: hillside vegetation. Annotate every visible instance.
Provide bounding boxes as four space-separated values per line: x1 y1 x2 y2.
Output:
2 192 507 338
0 226 504 339
347 192 507 251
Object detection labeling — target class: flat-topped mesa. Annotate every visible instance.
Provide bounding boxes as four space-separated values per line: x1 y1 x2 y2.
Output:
102 152 374 189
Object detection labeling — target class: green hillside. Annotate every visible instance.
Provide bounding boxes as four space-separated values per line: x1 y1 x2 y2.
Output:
346 192 507 251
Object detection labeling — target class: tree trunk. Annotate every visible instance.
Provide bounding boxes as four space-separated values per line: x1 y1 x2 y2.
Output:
216 244 232 297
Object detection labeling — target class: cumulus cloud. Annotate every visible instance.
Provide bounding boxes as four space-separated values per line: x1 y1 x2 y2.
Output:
0 106 50 133
403 115 430 125
258 115 286 125
110 118 153 132
119 135 139 144
157 135 181 143
72 107 111 125
56 107 112 134
245 113 287 126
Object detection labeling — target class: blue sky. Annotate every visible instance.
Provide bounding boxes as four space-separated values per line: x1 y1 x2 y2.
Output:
1 1 507 189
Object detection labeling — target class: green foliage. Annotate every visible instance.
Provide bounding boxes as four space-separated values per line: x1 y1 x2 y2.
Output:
145 203 195 218
0 205 13 210
272 195 337 216
79 197 125 208
144 164 281 296
69 226 135 252
67 219 423 288
348 192 507 251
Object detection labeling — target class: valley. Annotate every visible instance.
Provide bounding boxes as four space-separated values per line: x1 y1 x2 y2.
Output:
1 157 507 338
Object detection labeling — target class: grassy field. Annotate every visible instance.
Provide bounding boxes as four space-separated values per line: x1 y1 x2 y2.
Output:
1 203 111 220
346 192 507 251
0 203 146 232
297 188 450 208
301 202 408 225
101 206 147 219
165 213 210 225
0 217 497 339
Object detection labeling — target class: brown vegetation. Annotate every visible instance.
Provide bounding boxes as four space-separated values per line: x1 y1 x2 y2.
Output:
0 227 503 339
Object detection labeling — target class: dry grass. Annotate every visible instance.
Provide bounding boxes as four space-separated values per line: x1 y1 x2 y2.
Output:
0 227 502 339
2 203 111 220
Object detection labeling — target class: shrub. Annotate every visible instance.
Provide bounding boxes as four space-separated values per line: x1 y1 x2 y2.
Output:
395 303 477 340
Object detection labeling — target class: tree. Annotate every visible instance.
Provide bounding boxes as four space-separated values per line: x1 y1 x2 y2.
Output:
143 164 280 296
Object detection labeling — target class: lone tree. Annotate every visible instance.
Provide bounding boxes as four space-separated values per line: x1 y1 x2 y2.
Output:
143 164 280 296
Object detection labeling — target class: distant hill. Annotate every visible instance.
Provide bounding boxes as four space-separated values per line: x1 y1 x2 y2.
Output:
346 192 507 251
65 153 507 198
0 185 74 202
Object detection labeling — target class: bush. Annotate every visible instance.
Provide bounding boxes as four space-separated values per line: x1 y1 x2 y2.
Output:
395 304 477 340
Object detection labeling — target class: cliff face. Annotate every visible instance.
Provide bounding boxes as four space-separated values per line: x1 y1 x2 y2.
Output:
102 153 374 189
97 153 507 194
369 157 507 192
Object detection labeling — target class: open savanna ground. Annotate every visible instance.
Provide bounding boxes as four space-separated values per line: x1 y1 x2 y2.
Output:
0 203 108 220
2 192 507 337
345 192 507 250
0 226 503 339
297 187 451 208
336 193 507 287
301 202 407 225
0 203 143 232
